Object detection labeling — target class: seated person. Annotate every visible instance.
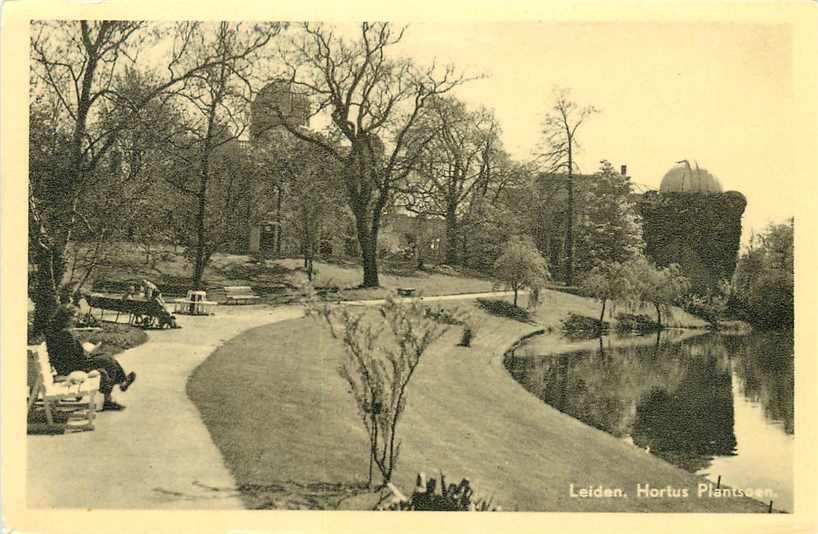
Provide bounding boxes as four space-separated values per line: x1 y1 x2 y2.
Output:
140 279 165 306
45 305 136 411
122 285 138 300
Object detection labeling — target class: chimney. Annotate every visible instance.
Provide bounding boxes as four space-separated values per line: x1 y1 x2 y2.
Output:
620 164 628 176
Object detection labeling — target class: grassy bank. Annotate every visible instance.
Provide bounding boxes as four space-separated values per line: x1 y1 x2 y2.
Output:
187 291 765 512
70 241 494 300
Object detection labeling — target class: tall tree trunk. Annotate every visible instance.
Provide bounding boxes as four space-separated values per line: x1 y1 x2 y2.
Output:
655 303 663 329
353 210 380 288
275 184 283 257
444 203 459 264
193 168 209 290
564 141 574 286
31 247 65 335
599 298 606 333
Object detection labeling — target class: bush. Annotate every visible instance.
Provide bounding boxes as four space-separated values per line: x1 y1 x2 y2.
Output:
424 307 465 326
678 293 726 329
459 315 479 347
380 472 502 511
560 313 608 338
424 306 478 347
614 313 661 333
476 298 532 323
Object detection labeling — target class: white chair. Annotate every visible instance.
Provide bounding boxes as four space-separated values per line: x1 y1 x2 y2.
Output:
27 343 100 431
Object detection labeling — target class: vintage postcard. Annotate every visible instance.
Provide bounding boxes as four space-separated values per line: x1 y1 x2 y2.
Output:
2 1 816 533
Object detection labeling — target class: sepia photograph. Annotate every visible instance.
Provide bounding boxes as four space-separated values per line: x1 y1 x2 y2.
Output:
3 1 817 533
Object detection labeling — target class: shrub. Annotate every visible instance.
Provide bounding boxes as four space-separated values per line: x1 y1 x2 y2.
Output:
380 472 502 511
560 313 608 338
304 293 449 487
614 313 660 334
476 298 532 323
459 314 480 347
493 236 550 307
424 306 465 326
678 293 726 329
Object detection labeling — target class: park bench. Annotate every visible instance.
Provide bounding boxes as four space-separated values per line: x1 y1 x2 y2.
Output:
223 286 260 305
27 343 100 431
397 287 417 297
86 293 177 329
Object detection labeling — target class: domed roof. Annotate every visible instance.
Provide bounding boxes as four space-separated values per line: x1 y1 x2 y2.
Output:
660 161 722 193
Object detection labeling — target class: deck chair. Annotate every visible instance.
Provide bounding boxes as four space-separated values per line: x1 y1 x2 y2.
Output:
27 343 100 431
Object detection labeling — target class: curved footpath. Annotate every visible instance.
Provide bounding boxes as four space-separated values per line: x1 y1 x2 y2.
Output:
27 292 771 512
27 305 303 509
25 291 517 509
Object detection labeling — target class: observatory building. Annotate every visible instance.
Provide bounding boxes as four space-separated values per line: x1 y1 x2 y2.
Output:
636 161 746 293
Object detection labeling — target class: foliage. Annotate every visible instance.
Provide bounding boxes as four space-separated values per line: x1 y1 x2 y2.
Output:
613 313 661 334
637 190 746 293
27 20 281 333
574 160 643 275
493 236 550 307
422 306 480 347
578 261 633 333
476 298 532 323
622 257 690 329
304 292 449 486
677 292 728 329
400 96 505 264
379 472 502 511
560 313 609 339
258 132 347 280
730 221 794 329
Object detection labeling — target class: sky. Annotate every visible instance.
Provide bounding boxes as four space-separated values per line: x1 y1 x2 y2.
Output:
38 20 799 246
379 21 797 245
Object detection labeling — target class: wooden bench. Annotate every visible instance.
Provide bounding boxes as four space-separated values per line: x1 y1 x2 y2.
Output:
27 343 100 431
397 287 417 297
223 286 261 305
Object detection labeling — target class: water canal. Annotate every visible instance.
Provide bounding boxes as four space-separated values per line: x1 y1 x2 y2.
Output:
505 330 794 511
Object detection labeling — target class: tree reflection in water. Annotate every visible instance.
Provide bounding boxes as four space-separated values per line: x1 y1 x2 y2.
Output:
505 330 793 474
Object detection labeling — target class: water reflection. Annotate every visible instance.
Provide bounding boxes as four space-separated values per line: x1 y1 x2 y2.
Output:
505 330 794 510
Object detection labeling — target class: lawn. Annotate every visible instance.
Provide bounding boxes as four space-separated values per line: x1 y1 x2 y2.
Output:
74 241 495 299
187 291 761 512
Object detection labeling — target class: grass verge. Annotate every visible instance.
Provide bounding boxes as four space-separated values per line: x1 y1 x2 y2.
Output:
188 291 763 512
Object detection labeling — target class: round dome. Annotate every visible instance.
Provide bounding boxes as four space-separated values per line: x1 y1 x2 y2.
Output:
660 161 722 193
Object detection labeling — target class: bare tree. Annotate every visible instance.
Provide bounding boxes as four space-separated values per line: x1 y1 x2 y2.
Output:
400 97 503 264
28 20 279 331
161 22 281 289
305 294 448 486
259 131 346 281
538 87 599 286
271 23 473 287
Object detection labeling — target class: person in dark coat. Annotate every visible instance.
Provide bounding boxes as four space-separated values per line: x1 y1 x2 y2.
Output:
45 305 136 411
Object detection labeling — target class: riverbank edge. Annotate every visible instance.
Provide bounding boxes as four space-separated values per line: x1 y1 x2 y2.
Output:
188 295 776 512
488 321 781 513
